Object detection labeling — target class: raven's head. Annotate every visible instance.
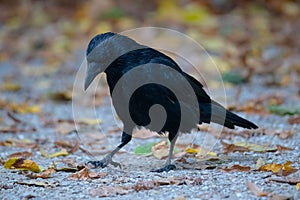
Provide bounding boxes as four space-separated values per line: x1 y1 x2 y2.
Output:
84 32 143 90
84 32 115 90
86 32 115 57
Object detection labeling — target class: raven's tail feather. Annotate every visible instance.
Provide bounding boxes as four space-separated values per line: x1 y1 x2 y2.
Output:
223 110 258 129
200 102 258 129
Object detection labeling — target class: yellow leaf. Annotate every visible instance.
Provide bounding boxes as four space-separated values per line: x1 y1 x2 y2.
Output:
4 157 19 168
282 161 293 171
259 161 298 176
4 158 40 173
185 147 199 154
10 103 41 114
49 91 72 101
296 183 300 190
41 149 69 158
2 82 21 92
78 118 102 125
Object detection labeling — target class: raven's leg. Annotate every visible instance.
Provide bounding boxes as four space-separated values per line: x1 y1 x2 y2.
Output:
151 133 178 172
86 131 132 168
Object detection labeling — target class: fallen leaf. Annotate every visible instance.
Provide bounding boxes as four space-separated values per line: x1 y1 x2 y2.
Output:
49 91 72 101
276 145 293 151
0 139 37 148
40 148 69 158
152 141 169 160
69 167 90 180
185 147 199 154
133 180 157 191
55 122 76 135
89 186 129 197
69 167 106 180
259 161 298 176
4 158 40 173
78 118 102 125
134 142 156 155
246 182 269 197
1 82 21 92
26 168 56 179
132 127 158 139
296 183 300 190
14 181 59 187
269 105 300 116
268 177 300 185
54 140 79 154
0 125 36 133
228 94 284 114
10 103 41 114
260 163 283 173
7 151 33 158
222 71 246 84
288 115 300 125
221 141 278 153
219 164 250 172
254 158 265 170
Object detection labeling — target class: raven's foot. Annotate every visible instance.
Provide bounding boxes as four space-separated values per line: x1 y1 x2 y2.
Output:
151 164 176 173
86 155 122 169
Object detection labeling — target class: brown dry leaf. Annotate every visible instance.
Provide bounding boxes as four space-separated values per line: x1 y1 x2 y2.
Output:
69 167 106 180
0 125 36 133
228 94 284 114
89 186 129 197
276 145 293 152
221 141 278 154
54 140 79 154
280 161 298 176
26 168 56 179
55 121 76 135
152 141 169 160
219 164 250 172
221 140 252 153
14 181 59 187
7 151 33 158
268 177 300 185
246 182 269 197
69 167 90 180
265 129 293 139
0 126 18 133
4 158 40 173
132 127 158 139
259 161 298 176
0 139 37 149
133 180 157 191
288 115 300 125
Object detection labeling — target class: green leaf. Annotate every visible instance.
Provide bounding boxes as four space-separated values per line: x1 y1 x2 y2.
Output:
134 142 157 155
268 105 300 116
222 72 245 84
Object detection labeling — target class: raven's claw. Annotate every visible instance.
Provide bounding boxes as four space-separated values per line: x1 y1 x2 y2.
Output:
86 155 122 169
151 164 176 173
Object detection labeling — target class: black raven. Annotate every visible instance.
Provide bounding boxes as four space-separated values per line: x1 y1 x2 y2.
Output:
84 32 258 172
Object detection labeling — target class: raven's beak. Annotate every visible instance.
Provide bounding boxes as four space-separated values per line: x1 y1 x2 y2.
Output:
84 62 96 91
